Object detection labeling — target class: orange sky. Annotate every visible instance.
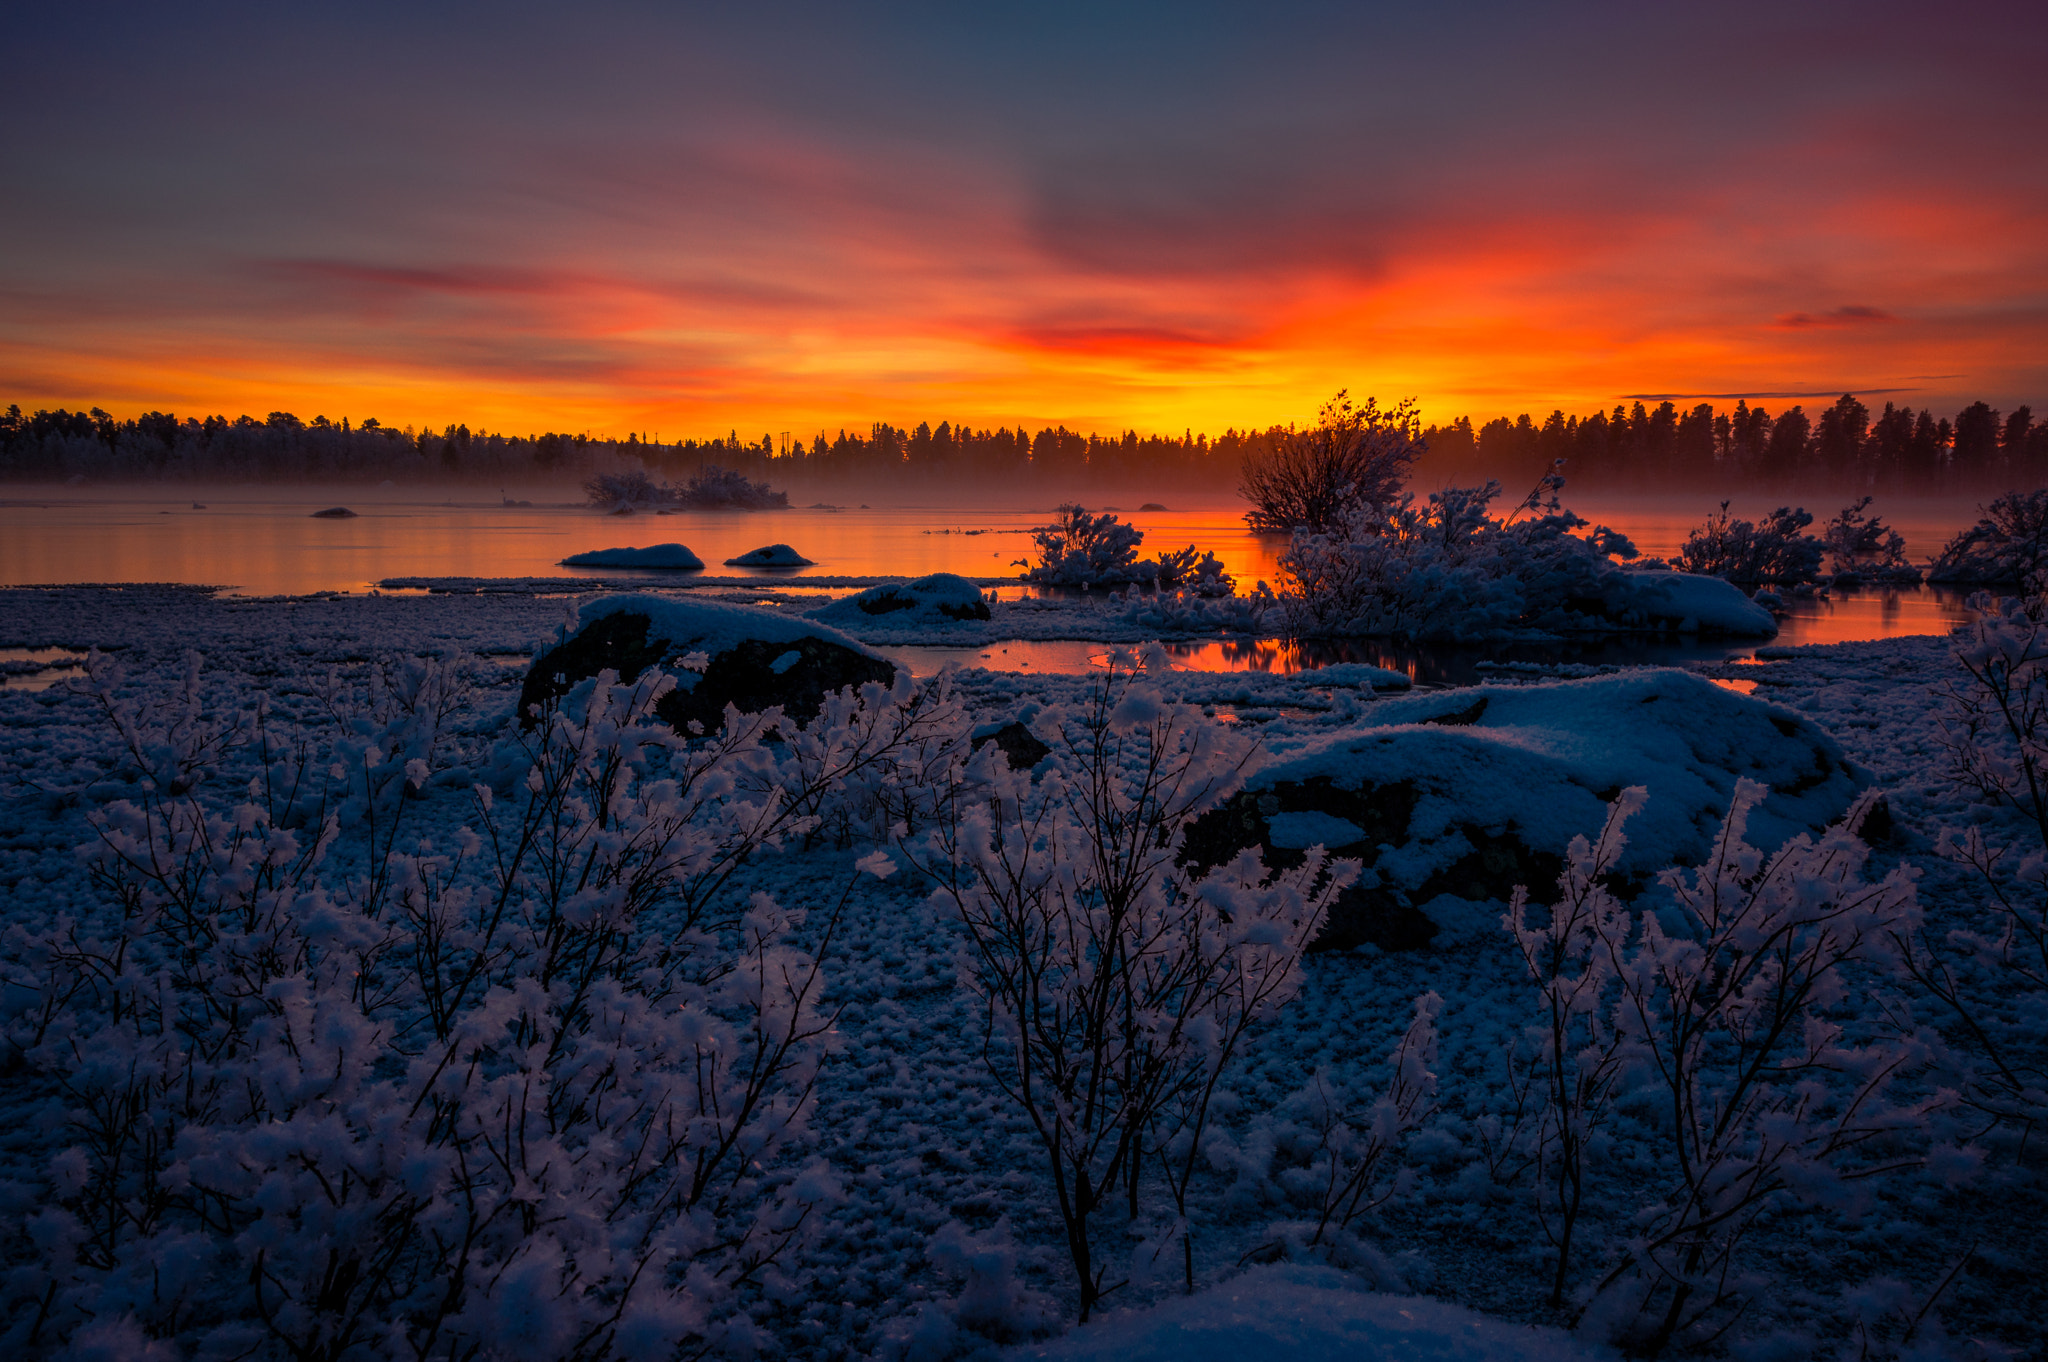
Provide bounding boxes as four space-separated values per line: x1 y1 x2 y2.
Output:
4 3 2045 437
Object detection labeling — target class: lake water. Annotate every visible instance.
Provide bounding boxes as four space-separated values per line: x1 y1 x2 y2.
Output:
0 485 1992 680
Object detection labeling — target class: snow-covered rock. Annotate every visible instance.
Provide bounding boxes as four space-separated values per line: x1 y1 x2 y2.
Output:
1185 669 1863 952
558 543 705 569
808 573 991 626
1008 1264 1598 1361
518 593 895 734
1605 570 1776 636
725 543 815 567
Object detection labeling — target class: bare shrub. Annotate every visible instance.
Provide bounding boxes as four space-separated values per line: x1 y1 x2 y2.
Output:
1240 391 1423 535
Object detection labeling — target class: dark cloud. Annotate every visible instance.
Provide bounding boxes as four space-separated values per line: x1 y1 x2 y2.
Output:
1621 389 1921 401
1772 306 1901 330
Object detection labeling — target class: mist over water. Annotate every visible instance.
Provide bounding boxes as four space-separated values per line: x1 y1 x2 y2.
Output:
0 484 1989 680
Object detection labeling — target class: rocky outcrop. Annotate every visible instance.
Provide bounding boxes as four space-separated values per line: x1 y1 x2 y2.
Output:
519 595 897 735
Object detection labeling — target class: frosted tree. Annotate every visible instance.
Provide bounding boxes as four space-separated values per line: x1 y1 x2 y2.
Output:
1583 782 1933 1356
907 650 1353 1320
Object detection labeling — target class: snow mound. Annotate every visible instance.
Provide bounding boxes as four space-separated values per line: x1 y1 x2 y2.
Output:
1009 1265 1597 1361
1188 669 1863 951
569 593 883 665
1276 668 1859 887
724 543 815 567
558 543 705 569
1607 570 1776 636
808 573 991 626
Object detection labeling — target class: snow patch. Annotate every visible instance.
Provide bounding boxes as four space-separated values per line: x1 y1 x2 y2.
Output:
1009 1264 1599 1361
559 543 705 569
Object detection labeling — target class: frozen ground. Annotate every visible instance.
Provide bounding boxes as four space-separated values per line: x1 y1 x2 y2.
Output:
0 586 2041 1360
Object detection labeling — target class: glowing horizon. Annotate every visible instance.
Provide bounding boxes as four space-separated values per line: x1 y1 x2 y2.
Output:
5 3 2044 440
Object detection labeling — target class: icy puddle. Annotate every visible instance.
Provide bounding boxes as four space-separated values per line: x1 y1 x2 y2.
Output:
0 646 88 690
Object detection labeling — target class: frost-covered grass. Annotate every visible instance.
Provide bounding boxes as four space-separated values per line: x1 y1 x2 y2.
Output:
0 587 2043 1360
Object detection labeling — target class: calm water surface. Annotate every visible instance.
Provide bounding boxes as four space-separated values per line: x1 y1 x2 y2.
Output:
0 486 1989 680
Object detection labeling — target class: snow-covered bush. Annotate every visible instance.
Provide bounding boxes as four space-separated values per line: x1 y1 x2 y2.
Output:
1018 506 1216 590
0 653 972 1360
1239 391 1423 535
1576 782 1933 1356
1928 489 2048 586
906 650 1357 1319
1275 482 1642 640
1151 547 1235 597
1674 502 1825 584
1823 497 1918 583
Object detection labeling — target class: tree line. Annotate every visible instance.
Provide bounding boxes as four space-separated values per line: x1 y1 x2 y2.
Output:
4 391 2043 493
1422 393 2048 494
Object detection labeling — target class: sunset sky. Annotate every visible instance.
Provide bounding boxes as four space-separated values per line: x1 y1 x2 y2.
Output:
4 0 2045 438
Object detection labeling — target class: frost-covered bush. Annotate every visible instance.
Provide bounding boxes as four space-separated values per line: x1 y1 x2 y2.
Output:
672 464 788 510
1275 482 1641 640
1503 789 1644 1309
1240 391 1423 535
1927 489 2048 586
1823 497 1918 583
1563 783 1934 1356
1912 592 2048 1134
1019 505 1214 589
1018 504 1144 586
906 650 1357 1318
1104 582 1278 635
1150 547 1235 597
1282 992 1441 1249
0 651 985 1360
580 465 787 510
583 468 663 506
1674 502 1825 584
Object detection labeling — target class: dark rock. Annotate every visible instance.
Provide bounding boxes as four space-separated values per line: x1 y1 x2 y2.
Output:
972 721 1052 771
1419 696 1489 726
310 506 357 518
1183 778 1443 954
519 600 896 736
